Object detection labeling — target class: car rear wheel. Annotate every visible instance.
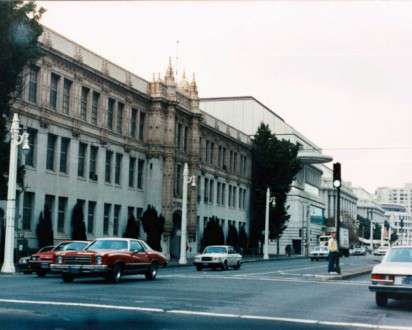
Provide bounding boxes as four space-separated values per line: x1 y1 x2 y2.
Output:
233 261 241 270
62 274 74 283
106 264 123 284
376 293 388 307
145 263 158 280
36 270 47 277
221 260 228 271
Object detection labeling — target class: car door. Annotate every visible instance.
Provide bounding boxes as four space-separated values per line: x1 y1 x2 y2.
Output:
228 246 236 266
129 240 151 274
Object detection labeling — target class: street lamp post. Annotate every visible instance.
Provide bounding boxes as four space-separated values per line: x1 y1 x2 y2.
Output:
1 114 30 274
264 188 276 260
368 209 374 251
179 162 196 265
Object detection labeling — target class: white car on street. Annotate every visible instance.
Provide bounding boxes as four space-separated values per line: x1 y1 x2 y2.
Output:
369 246 412 307
193 245 242 271
373 246 389 257
310 246 329 261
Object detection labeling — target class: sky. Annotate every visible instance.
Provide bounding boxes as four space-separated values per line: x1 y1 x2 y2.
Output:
37 1 412 193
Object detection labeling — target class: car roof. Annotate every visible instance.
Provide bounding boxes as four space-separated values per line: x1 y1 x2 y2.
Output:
205 245 230 248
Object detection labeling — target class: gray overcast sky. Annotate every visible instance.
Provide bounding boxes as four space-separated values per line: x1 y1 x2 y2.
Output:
38 1 412 193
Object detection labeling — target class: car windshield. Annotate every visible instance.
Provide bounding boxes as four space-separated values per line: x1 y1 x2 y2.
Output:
86 240 128 251
204 247 227 254
38 246 54 253
140 241 152 251
54 242 74 251
385 248 412 263
63 242 88 251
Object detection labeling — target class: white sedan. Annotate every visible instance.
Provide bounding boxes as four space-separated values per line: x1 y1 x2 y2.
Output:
193 245 242 271
369 246 412 307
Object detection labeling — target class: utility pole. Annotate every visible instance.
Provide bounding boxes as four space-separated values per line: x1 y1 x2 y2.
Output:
264 188 276 260
1 114 30 274
179 163 196 265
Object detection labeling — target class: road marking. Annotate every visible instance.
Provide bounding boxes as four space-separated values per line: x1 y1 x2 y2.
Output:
233 264 333 276
0 298 410 330
161 274 369 286
0 299 164 313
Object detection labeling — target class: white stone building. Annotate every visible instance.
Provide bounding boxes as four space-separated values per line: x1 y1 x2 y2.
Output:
5 27 252 258
200 96 332 255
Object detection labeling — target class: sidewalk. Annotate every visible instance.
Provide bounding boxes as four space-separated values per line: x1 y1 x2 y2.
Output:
167 255 307 268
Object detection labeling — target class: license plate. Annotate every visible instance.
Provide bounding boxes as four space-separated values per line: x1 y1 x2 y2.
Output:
41 262 49 268
395 276 412 285
69 267 80 274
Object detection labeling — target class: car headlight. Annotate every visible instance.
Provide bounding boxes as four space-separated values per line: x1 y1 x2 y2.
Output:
194 256 201 261
213 257 222 261
57 256 63 264
96 256 102 265
31 256 38 261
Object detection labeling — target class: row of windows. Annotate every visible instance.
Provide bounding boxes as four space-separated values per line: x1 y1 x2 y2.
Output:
25 66 145 140
201 138 248 176
199 177 247 210
21 191 143 236
25 130 145 189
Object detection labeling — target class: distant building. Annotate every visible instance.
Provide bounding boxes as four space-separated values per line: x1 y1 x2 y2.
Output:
380 203 412 245
200 96 332 255
376 184 412 214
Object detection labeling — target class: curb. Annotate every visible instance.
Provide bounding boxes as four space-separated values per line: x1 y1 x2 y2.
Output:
314 266 373 281
166 256 308 268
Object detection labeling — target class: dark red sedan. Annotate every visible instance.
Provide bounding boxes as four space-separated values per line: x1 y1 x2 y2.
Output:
29 241 89 277
51 238 167 283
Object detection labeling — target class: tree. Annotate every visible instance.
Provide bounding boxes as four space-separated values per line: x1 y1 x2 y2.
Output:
0 1 44 199
142 205 164 251
123 213 140 239
35 205 53 248
71 202 87 240
250 123 301 248
226 224 239 249
239 226 248 253
202 217 224 248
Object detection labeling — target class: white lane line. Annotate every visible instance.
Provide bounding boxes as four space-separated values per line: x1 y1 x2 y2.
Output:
0 298 410 330
234 264 331 277
168 310 238 318
161 274 369 286
0 298 164 313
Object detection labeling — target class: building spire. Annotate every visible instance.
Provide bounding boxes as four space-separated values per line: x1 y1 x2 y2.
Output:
164 56 175 84
190 73 198 97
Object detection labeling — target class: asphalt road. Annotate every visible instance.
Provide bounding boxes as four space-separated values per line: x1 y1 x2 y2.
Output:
1 256 411 330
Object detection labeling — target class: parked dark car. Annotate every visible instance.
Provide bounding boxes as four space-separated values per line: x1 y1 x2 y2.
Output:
29 241 89 277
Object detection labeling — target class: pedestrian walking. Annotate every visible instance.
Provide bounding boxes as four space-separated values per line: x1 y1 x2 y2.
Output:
328 232 340 274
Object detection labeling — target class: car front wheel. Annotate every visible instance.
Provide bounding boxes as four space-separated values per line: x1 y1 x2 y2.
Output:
106 264 123 284
36 270 47 277
145 263 158 280
221 260 228 271
376 293 388 307
62 274 74 283
196 265 203 271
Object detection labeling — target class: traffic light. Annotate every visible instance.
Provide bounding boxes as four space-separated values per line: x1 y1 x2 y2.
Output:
333 162 341 188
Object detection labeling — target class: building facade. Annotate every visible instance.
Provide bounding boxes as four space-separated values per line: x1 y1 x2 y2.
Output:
381 203 412 245
8 27 252 258
376 184 412 214
200 97 332 256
